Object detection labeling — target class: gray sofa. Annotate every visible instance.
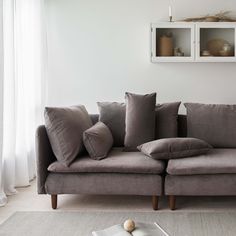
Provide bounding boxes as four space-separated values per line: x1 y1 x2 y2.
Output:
36 114 236 210
36 115 166 210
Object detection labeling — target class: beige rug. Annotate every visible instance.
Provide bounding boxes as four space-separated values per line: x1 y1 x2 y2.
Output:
1 211 236 236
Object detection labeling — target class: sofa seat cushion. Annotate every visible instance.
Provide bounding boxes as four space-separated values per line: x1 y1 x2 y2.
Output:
167 149 236 175
48 148 165 174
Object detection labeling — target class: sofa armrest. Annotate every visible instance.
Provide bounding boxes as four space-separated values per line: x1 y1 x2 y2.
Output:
35 125 56 194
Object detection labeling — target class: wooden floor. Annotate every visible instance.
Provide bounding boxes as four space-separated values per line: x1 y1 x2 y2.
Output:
1 180 236 224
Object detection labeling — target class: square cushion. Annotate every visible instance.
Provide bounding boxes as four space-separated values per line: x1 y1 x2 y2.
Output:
124 92 156 151
185 103 236 147
97 102 125 147
83 122 113 160
167 149 236 175
44 105 92 166
138 138 212 160
48 148 165 174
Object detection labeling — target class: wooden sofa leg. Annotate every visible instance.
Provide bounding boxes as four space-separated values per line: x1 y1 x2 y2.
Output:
169 195 176 210
51 195 57 209
152 196 158 210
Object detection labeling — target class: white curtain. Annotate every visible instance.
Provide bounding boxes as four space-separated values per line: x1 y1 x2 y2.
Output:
0 0 47 206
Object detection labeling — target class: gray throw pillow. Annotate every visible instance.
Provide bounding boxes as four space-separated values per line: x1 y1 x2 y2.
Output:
185 103 236 147
124 92 156 151
138 138 212 160
97 102 125 147
83 122 113 160
155 102 181 139
44 105 93 166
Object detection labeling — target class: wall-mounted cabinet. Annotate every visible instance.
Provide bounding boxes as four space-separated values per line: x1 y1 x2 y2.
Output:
151 22 236 62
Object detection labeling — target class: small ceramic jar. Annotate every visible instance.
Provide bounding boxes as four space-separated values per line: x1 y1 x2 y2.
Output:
222 43 231 52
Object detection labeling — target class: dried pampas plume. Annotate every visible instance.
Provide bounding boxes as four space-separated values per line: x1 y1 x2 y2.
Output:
182 11 236 22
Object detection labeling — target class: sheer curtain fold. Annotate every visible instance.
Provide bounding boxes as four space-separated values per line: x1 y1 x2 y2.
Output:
0 0 46 206
0 0 7 206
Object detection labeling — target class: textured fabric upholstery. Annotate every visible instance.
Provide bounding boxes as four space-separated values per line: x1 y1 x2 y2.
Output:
45 173 163 195
83 122 113 160
97 102 126 147
96 104 182 148
35 125 56 194
185 103 236 148
178 115 187 137
124 92 156 151
35 114 186 196
167 149 236 175
165 174 236 196
155 102 181 139
138 138 211 160
48 148 165 174
90 114 99 125
44 105 93 166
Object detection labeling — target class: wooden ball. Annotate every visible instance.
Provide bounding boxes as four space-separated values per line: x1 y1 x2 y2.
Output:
123 219 135 233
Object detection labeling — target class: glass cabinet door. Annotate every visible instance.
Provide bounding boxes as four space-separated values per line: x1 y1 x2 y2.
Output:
151 23 195 62
196 23 236 62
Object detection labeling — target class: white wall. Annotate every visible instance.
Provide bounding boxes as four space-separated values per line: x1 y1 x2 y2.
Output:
46 0 236 113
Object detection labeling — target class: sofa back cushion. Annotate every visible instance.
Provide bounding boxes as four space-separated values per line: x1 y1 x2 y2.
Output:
124 92 156 151
97 102 125 147
155 102 181 139
185 102 236 147
178 115 187 137
44 105 93 166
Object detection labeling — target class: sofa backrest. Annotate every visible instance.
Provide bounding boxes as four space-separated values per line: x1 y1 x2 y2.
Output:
178 115 187 137
90 114 99 125
89 114 187 138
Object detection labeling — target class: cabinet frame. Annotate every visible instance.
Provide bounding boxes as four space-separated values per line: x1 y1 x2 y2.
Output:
151 22 236 63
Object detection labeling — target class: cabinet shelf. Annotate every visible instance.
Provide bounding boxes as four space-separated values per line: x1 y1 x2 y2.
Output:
151 22 236 63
